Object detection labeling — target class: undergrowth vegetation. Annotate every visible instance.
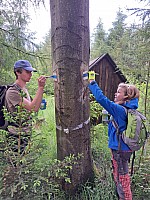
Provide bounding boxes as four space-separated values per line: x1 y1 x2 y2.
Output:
0 94 150 199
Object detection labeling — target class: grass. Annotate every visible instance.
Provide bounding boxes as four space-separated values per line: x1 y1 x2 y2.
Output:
131 139 150 199
0 95 150 199
34 95 57 159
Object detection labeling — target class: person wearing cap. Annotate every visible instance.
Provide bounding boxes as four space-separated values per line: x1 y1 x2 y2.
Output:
5 60 46 155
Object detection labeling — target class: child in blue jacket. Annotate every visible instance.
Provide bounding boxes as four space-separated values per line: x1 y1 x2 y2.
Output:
88 80 139 200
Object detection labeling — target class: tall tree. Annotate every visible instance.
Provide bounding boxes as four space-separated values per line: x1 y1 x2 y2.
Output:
127 0 150 117
0 0 46 84
105 9 131 73
107 9 127 49
90 18 109 59
50 0 93 194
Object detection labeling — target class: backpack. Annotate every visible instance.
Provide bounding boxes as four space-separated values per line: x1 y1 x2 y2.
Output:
113 108 149 152
121 109 148 151
0 84 14 129
113 108 149 175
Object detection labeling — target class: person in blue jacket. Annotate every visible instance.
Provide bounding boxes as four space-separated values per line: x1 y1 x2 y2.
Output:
88 77 140 200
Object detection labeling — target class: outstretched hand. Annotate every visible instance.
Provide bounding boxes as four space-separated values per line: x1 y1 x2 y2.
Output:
38 76 46 88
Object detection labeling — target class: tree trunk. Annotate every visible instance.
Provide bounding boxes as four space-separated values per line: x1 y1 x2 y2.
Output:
50 0 93 194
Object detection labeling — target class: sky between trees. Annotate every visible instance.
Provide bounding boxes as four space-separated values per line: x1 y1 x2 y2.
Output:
28 0 146 43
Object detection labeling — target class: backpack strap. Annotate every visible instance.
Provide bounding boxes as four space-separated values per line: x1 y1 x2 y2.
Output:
113 117 136 177
112 107 138 177
5 84 22 128
111 105 128 138
112 119 122 153
130 151 135 176
13 83 22 92
5 83 22 106
112 120 124 186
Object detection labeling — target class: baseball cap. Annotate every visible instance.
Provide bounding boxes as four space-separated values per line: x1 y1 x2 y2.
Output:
14 60 37 72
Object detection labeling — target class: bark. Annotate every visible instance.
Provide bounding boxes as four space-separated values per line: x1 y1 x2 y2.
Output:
50 0 93 194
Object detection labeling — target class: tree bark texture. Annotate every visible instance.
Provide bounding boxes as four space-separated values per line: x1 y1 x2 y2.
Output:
50 0 93 194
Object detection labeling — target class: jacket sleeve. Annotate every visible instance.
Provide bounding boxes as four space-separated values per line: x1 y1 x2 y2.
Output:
88 81 125 119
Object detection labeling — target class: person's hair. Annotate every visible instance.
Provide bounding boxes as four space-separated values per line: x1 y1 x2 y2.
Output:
118 83 140 101
14 68 23 79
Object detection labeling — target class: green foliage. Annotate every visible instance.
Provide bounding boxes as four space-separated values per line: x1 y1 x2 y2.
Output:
131 139 150 199
0 0 150 197
107 9 127 45
76 123 117 200
0 95 83 199
0 0 52 85
64 123 117 200
90 94 103 125
90 18 110 59
33 96 56 159
91 124 111 173
0 0 34 78
89 123 150 200
27 73 54 97
126 81 150 128
0 152 81 199
1 91 149 199
90 3 150 86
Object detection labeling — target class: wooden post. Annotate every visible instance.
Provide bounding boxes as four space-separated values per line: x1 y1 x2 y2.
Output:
50 0 93 194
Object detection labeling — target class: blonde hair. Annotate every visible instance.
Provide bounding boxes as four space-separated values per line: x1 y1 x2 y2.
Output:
118 83 140 101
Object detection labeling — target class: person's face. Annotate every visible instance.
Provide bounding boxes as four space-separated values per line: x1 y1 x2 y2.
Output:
114 86 126 103
18 69 32 82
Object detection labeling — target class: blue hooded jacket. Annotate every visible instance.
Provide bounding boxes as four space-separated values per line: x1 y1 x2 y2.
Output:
88 81 139 151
